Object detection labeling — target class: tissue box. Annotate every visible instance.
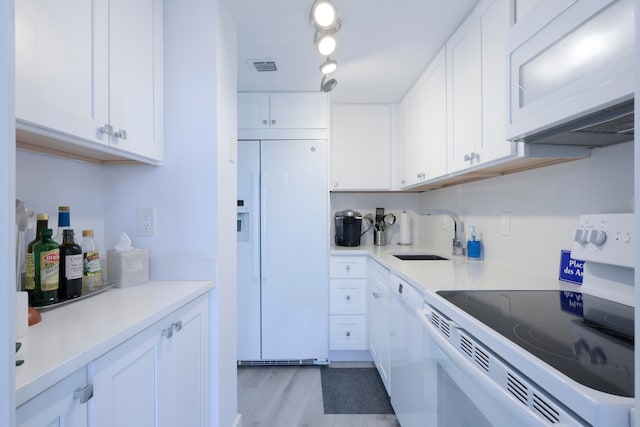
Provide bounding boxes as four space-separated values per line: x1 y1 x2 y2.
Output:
107 249 149 288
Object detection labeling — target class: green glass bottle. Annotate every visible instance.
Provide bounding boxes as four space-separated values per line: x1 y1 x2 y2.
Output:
32 229 60 306
25 213 49 296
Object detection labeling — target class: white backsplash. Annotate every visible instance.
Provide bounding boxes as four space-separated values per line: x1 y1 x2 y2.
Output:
330 193 421 246
420 141 634 280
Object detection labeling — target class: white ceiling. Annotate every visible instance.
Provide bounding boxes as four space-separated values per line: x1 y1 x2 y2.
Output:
225 0 480 104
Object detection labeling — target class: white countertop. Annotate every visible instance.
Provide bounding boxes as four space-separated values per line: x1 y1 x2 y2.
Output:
331 243 581 298
15 281 213 406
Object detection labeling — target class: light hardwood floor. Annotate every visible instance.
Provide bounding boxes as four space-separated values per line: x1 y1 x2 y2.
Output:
238 364 401 427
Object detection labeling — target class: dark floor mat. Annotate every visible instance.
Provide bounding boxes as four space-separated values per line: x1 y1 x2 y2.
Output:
320 367 394 415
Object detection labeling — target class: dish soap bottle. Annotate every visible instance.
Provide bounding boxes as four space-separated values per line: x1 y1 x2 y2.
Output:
467 225 482 260
32 228 60 306
81 229 103 293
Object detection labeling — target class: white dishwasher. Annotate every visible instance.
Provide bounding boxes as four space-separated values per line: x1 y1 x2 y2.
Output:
389 274 427 427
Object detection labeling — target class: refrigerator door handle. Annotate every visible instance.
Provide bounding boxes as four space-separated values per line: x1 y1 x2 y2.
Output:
252 172 260 281
261 172 268 281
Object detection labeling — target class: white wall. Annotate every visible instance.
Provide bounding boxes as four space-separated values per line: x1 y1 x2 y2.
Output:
1 0 16 424
330 192 421 246
16 150 107 258
420 141 634 280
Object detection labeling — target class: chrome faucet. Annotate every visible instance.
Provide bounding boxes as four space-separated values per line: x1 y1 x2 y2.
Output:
420 209 464 255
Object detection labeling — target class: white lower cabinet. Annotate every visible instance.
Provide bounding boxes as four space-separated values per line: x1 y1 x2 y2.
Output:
17 368 89 427
367 259 391 394
329 256 368 351
17 294 208 427
90 295 208 427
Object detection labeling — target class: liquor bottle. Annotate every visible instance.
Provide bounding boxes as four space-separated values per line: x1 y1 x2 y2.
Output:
25 213 48 298
54 206 71 245
81 230 103 293
32 229 60 306
59 229 83 300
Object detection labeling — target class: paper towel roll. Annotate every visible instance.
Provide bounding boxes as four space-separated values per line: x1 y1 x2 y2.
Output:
399 211 411 245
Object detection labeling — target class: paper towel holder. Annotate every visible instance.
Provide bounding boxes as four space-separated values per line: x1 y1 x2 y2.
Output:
397 210 412 245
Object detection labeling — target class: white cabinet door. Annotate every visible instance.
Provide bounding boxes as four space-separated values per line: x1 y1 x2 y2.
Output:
17 368 89 427
90 323 160 427
447 0 513 173
423 48 448 180
108 0 164 161
237 93 270 129
238 93 328 129
478 0 514 164
90 295 208 427
270 93 328 129
15 0 163 163
399 47 447 188
15 0 109 146
158 296 209 427
330 104 391 190
446 11 482 173
367 260 391 394
402 74 428 187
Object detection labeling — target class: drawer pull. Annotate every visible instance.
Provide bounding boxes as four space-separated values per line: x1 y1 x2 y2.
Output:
345 265 351 273
173 320 183 332
162 327 174 339
345 331 351 337
345 295 351 301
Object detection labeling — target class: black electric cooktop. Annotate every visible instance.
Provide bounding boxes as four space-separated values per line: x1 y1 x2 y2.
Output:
437 290 634 397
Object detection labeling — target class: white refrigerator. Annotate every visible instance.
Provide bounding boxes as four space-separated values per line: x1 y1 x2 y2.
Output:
237 139 329 362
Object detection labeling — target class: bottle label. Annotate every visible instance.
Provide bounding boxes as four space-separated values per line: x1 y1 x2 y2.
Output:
25 253 35 290
40 249 60 291
83 251 102 275
66 254 83 280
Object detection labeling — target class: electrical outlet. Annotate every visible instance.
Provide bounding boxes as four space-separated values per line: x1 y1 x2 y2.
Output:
137 208 155 236
501 211 511 237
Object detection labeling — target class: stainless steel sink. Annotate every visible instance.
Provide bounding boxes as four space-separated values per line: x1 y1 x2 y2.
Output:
393 254 448 261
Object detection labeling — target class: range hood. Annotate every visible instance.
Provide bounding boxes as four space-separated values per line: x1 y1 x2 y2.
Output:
522 100 634 148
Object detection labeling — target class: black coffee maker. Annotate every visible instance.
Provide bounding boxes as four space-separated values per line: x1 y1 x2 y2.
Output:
335 210 363 247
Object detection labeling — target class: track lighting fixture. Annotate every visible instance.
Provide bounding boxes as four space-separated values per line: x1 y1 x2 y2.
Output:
321 75 337 92
309 0 342 31
310 0 342 93
320 58 337 75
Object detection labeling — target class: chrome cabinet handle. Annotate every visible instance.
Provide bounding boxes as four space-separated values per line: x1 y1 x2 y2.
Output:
262 119 268 125
99 124 113 135
162 326 174 339
345 295 351 301
74 384 94 404
173 320 182 332
345 265 351 273
345 331 351 337
271 119 276 125
114 129 127 140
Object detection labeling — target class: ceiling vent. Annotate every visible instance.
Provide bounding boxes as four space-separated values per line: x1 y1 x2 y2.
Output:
250 60 278 72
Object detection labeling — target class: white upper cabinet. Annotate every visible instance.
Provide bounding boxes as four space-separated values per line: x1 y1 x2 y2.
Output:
447 0 513 174
238 92 328 129
330 104 391 191
399 48 447 188
15 0 163 164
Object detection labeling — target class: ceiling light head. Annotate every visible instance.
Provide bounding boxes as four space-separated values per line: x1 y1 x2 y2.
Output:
315 31 337 56
321 75 337 93
320 58 337 75
310 0 342 31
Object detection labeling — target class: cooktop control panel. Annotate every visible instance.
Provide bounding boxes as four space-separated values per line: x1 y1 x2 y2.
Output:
571 214 633 268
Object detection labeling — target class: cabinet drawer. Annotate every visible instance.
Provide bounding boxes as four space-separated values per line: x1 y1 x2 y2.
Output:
330 279 367 315
330 256 367 278
329 315 368 350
